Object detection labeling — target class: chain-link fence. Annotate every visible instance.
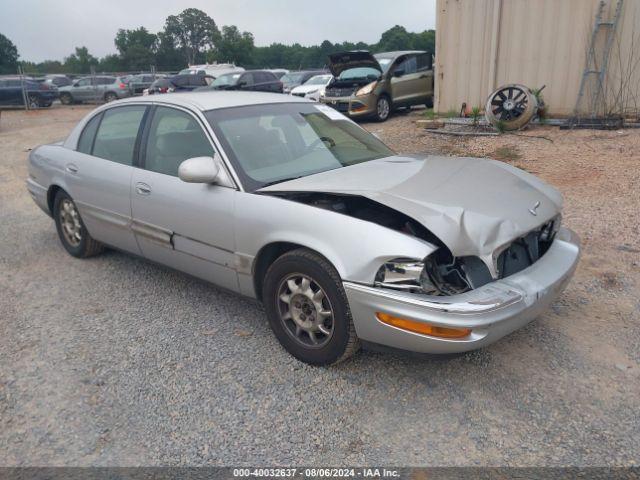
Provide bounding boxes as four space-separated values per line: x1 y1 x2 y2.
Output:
1 65 173 111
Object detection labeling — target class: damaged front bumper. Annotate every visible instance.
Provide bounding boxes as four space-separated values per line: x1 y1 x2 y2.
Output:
344 227 580 354
320 94 376 118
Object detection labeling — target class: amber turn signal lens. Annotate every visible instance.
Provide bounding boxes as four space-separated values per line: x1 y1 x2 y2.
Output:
376 312 471 339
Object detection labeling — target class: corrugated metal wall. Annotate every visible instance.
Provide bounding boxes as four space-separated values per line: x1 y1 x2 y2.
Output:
435 0 640 116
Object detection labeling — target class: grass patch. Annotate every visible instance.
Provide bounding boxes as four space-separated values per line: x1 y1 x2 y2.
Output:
422 108 436 119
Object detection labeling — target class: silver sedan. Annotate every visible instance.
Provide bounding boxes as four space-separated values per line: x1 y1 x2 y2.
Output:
26 92 580 365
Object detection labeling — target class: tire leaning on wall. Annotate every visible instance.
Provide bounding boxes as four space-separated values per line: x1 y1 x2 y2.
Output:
485 84 538 131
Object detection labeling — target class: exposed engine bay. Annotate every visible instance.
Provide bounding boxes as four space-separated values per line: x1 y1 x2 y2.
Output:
265 192 559 296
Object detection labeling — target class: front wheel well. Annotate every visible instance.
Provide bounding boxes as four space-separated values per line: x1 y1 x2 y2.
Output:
253 242 337 302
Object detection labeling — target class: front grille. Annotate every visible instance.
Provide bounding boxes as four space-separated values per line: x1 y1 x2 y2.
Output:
291 92 306 97
496 218 559 278
325 87 355 97
327 101 350 112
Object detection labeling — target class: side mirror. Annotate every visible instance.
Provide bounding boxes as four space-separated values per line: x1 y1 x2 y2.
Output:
178 156 219 183
393 69 405 78
73 81 79 87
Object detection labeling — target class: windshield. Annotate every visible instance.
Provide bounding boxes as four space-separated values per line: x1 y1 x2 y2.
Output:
205 103 394 191
212 73 241 87
281 72 305 84
375 58 393 72
338 67 380 81
304 75 332 86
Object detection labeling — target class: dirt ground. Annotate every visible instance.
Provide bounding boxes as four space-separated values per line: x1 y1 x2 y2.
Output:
0 104 638 466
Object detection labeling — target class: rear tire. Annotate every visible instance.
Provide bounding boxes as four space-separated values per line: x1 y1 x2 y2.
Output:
263 248 360 365
60 93 73 105
53 190 104 258
104 92 117 103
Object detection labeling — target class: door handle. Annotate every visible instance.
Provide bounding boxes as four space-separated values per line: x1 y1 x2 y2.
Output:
135 182 151 195
66 163 78 174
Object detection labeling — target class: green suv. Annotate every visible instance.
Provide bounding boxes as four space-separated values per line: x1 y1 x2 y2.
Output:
320 50 434 122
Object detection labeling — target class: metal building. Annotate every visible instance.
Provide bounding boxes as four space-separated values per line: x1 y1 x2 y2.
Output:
435 0 640 116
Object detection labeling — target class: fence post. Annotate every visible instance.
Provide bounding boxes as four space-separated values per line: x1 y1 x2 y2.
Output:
18 65 29 111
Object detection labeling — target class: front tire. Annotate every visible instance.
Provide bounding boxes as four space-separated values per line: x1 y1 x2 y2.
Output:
28 95 40 109
263 248 360 365
60 93 73 105
375 95 391 122
53 190 104 258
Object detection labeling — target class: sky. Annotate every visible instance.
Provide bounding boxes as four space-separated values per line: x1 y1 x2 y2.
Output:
0 0 437 63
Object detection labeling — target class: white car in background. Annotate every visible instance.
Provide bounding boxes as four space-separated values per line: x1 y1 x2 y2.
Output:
179 63 245 78
290 74 333 101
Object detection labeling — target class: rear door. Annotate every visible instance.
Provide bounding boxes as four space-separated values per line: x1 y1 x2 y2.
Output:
63 105 147 254
130 105 238 291
0 80 22 105
73 78 93 101
239 73 255 91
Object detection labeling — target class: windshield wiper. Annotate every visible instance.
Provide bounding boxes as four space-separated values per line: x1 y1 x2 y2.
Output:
261 175 304 188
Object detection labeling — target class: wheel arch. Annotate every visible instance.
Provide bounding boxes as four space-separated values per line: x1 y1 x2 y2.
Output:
252 241 339 303
46 184 67 216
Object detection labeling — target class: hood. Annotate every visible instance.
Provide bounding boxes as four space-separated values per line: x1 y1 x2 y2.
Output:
327 51 382 77
259 156 563 264
291 84 323 94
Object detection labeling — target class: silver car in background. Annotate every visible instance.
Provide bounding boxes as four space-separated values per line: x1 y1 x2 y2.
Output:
26 92 580 365
58 75 132 104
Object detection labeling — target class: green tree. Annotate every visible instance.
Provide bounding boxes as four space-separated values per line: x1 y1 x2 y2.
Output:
155 31 184 71
0 33 19 74
375 25 414 52
164 8 219 66
98 54 123 73
213 25 254 65
115 27 157 71
63 46 98 73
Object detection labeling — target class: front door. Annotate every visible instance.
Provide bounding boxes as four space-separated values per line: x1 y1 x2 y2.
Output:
64 105 147 254
390 54 430 106
130 105 239 292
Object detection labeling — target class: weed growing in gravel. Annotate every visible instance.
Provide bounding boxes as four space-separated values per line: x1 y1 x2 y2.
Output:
492 146 522 162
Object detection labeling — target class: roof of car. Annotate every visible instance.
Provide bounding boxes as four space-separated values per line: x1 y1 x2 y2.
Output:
374 50 427 59
114 91 310 111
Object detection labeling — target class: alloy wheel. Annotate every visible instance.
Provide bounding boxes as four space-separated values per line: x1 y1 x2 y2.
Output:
377 97 390 120
276 273 334 348
59 198 82 247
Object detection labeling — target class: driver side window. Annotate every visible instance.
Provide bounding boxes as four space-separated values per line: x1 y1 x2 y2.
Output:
143 107 215 177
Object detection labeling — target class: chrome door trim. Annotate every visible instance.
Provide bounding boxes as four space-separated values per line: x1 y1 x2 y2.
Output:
75 201 131 230
130 219 172 246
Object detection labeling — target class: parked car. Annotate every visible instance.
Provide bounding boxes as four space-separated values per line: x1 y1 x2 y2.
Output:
26 92 580 365
196 70 283 93
0 77 57 108
146 74 214 95
128 74 164 95
290 74 333 100
320 50 434 121
58 76 131 104
42 74 72 89
280 70 327 94
179 63 244 78
266 69 289 79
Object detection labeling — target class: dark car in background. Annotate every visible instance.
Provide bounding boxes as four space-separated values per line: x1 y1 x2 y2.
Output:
128 73 164 95
58 76 131 104
42 74 72 89
0 77 57 108
280 70 327 94
146 74 214 95
196 70 283 93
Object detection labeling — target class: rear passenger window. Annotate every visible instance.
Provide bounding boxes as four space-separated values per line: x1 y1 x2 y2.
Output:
92 106 146 165
144 107 214 177
77 113 102 154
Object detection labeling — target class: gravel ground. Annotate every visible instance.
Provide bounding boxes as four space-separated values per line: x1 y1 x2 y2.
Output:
0 105 638 466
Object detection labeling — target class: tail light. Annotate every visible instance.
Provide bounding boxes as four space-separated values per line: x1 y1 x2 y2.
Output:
159 87 168 93
119 83 126 89
40 83 50 90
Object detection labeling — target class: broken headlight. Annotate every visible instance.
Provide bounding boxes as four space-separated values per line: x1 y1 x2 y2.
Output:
374 258 441 295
